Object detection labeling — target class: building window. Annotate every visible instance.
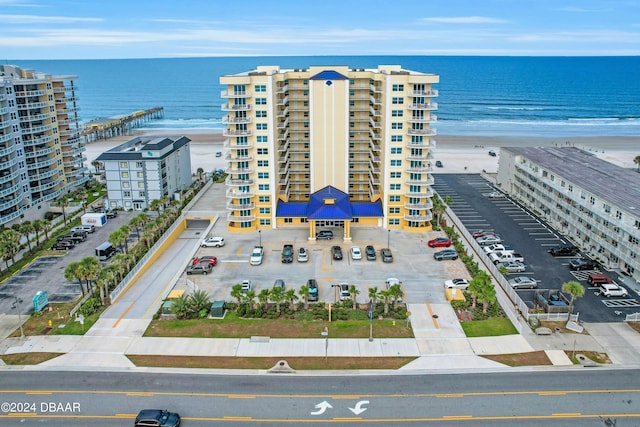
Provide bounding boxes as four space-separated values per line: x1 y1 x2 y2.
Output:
256 123 268 130
258 172 269 179
259 196 270 203
616 211 623 220
259 219 271 226
259 207 271 214
256 98 267 105
120 162 128 168
121 172 129 178
391 147 402 154
256 110 267 117
392 84 404 92
257 160 269 167
589 196 595 205
392 97 404 104
255 84 266 92
390 172 401 178
258 184 270 191
138 182 144 188
139 191 145 197
284 218 293 223
604 204 611 213
257 148 268 155
390 184 401 190
123 182 130 188
389 207 400 214
391 123 403 129
392 110 403 117
137 172 144 178
257 136 268 143
391 136 403 142
389 219 400 225
124 191 131 197
390 160 402 166
136 162 143 168
568 184 573 192
389 195 400 202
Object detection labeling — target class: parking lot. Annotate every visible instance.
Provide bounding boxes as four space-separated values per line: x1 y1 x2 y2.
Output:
433 173 638 322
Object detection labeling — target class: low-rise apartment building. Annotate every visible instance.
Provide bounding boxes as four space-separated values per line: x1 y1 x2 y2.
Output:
497 146 640 282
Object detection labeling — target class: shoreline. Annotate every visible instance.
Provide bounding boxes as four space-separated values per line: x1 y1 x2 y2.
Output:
83 130 639 175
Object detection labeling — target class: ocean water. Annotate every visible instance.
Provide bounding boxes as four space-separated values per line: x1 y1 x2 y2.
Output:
10 56 640 137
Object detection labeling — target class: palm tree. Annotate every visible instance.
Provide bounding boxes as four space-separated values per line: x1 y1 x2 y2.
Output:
230 284 244 305
379 289 392 315
118 224 131 253
80 257 102 294
349 284 359 310
562 281 585 313
269 286 285 313
130 213 148 243
54 196 70 225
109 229 127 254
285 289 299 311
41 219 52 241
196 167 204 181
188 289 211 318
149 198 162 214
91 160 102 173
97 265 118 304
258 289 270 310
19 221 35 252
244 290 256 311
468 271 492 310
634 155 640 172
431 195 446 230
387 283 404 308
298 285 310 310
32 219 44 245
477 282 497 314
0 229 20 267
171 294 190 319
64 261 85 296
112 253 133 274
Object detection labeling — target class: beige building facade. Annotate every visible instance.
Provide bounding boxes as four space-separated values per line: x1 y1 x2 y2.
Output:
220 65 439 239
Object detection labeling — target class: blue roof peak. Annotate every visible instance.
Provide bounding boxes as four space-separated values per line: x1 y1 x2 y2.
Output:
310 70 348 80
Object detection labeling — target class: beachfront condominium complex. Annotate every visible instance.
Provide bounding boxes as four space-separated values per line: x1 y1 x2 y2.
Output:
497 147 640 282
96 135 192 211
0 65 88 226
220 65 439 239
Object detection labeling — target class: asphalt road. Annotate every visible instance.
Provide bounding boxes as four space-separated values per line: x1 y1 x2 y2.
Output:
433 174 639 322
0 370 638 425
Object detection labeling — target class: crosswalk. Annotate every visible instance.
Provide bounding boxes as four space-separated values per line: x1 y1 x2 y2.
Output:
601 299 640 308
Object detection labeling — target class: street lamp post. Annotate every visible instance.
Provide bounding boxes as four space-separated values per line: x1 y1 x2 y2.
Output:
258 230 262 246
368 299 374 342
387 229 390 248
321 327 329 362
12 297 24 338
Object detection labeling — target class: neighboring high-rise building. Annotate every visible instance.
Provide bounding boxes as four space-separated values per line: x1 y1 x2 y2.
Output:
0 65 88 225
220 65 439 239
497 146 640 282
96 135 192 211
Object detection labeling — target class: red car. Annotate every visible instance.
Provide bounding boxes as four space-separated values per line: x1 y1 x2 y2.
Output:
472 230 496 239
192 256 217 266
428 237 452 248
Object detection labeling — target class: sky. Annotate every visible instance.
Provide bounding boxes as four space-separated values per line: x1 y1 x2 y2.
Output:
1 0 639 59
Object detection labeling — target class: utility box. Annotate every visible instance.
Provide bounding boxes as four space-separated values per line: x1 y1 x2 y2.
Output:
210 300 225 317
33 291 49 312
81 212 107 227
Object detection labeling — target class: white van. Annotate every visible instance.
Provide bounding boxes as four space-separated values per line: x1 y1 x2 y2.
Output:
73 225 96 234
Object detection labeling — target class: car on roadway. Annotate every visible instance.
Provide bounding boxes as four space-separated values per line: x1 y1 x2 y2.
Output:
281 244 294 263
598 282 629 298
250 246 264 265
307 279 319 302
134 409 181 427
297 247 309 262
508 276 538 289
338 282 351 301
316 230 334 240
273 279 286 291
380 248 393 263
434 249 458 261
332 245 343 260
185 262 212 275
548 246 580 256
365 245 376 261
496 261 526 273
476 235 502 246
428 237 452 248
350 246 362 260
444 278 470 290
569 258 598 271
201 236 225 247
241 280 253 292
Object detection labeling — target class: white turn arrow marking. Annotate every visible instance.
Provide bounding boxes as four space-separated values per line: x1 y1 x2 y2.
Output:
348 400 370 415
310 401 333 415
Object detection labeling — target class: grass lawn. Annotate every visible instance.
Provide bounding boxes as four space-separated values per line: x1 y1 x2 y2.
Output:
483 351 551 367
9 300 104 337
460 317 518 337
127 355 417 370
0 352 63 365
145 312 414 339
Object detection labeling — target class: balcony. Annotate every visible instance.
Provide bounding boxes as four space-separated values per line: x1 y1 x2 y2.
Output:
404 188 434 198
222 115 252 124
225 167 254 175
55 96 77 104
410 89 438 97
0 170 19 185
226 201 255 210
369 118 381 129
225 154 253 162
225 177 254 186
15 89 47 97
404 213 433 222
26 146 55 157
220 90 252 98
0 196 23 211
0 133 13 144
31 168 58 180
223 129 252 137
369 130 380 140
59 129 81 137
226 189 254 199
405 177 434 186
0 182 21 198
22 124 53 134
405 138 436 149
17 101 49 110
53 85 76 93
0 157 19 170
19 112 51 123
0 120 9 130
56 107 79 115
276 84 288 93
407 128 437 136
223 140 253 150
408 102 438 111
406 164 432 173
30 180 58 193
404 201 433 210
221 104 252 111
408 114 437 123
227 212 256 222
278 118 289 129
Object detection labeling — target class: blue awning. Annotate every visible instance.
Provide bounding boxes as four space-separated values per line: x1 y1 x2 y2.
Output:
310 70 348 80
276 186 383 219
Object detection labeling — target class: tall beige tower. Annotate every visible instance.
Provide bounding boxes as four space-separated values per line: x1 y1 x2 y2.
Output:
220 65 438 238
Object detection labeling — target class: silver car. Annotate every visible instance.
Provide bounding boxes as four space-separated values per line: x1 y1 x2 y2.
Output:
497 261 526 273
508 276 537 289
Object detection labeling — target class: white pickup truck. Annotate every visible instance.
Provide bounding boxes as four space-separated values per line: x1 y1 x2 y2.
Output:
490 251 524 264
483 244 510 254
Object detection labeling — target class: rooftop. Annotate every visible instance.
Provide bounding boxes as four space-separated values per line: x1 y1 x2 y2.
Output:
96 135 190 161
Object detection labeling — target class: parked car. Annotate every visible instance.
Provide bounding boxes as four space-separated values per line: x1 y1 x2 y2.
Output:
380 248 393 263
250 246 264 265
569 258 598 271
488 150 497 157
365 245 376 261
472 230 496 239
587 273 613 285
385 277 401 290
185 262 212 275
215 151 222 157
476 235 502 246
331 245 343 260
281 244 294 263
488 191 505 199
57 233 84 244
316 230 334 240
297 247 309 262
435 160 443 167
483 244 507 254
105 210 118 219
444 278 470 290
508 276 538 289
434 249 458 261
134 409 181 427
548 246 579 256
496 261 526 273
197 255 218 266
307 279 319 302
338 282 351 301
241 280 253 292
52 240 75 250
428 237 452 248
350 246 362 260
72 225 95 234
201 236 225 247
598 282 629 298
273 279 286 291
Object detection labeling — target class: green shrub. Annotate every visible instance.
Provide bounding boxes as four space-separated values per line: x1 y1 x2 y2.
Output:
79 298 101 317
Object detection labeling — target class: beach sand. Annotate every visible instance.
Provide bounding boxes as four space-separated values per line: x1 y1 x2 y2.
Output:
83 130 639 176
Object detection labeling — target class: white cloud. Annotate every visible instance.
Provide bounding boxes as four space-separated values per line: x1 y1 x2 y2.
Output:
422 16 507 24
0 14 102 23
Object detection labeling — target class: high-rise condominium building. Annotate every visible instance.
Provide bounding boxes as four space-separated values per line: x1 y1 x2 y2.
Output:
0 65 88 226
220 65 439 239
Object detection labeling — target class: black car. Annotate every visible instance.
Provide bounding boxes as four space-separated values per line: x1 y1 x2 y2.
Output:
281 244 294 263
316 230 334 240
134 409 181 427
435 160 443 167
331 245 343 260
548 246 579 257
105 210 118 218
52 240 75 250
365 245 376 261
569 258 598 271
57 233 85 243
